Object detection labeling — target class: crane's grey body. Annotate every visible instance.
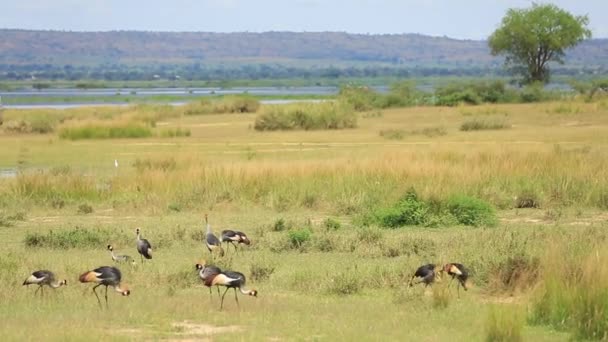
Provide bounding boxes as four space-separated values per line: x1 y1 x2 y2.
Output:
136 228 153 262
409 264 439 287
195 263 257 309
23 270 67 296
107 245 135 264
196 263 222 299
204 215 224 257
221 230 251 253
79 266 130 308
93 266 122 286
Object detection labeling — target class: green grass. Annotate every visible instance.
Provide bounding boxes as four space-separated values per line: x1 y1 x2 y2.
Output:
0 98 607 340
58 123 153 140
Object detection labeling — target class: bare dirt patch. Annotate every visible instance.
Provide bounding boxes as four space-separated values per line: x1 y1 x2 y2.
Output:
172 321 242 337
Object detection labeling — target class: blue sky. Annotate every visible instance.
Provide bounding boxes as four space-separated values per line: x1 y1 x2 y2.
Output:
1 1 606 39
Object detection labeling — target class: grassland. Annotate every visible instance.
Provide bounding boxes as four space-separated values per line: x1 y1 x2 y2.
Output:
1 97 608 340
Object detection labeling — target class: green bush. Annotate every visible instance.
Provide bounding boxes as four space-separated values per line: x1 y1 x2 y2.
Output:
59 124 152 140
435 81 514 106
183 96 260 115
446 194 497 227
24 227 127 249
374 189 429 228
288 228 312 248
338 85 381 111
254 102 357 131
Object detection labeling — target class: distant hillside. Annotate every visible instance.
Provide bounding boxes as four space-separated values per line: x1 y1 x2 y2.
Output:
0 30 606 81
1 29 606 66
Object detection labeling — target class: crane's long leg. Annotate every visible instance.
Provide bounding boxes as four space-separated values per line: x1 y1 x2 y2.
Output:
220 287 230 310
234 288 239 306
231 242 238 253
217 286 221 300
105 285 109 308
92 284 102 308
35 285 41 296
41 286 44 298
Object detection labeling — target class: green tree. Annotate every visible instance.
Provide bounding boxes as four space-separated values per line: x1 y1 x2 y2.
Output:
488 3 591 84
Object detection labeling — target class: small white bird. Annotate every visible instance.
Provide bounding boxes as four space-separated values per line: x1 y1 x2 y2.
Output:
114 159 119 168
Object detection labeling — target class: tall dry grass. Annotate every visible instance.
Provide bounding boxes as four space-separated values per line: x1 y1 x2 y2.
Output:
2 146 607 212
530 245 608 340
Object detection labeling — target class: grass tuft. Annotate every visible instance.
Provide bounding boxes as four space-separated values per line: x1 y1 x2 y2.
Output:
254 102 357 131
485 305 523 342
59 123 152 140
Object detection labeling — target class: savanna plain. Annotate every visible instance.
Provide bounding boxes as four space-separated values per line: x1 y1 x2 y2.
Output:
1 96 608 341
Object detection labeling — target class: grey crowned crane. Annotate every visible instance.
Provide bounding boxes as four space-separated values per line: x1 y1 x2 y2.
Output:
220 230 251 253
135 228 153 263
409 263 441 288
197 264 257 310
195 262 222 299
442 263 469 297
22 270 67 296
204 214 224 257
107 244 135 264
79 266 130 308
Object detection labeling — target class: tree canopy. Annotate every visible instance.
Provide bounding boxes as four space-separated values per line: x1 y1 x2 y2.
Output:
488 3 591 84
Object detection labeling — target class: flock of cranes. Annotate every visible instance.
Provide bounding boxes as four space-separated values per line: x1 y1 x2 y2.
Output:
23 214 256 309
23 213 470 309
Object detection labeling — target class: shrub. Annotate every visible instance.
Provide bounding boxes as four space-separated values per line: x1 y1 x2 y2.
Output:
159 127 191 138
272 218 290 232
323 217 341 231
411 126 448 137
338 85 381 111
460 116 511 131
250 263 276 282
254 102 357 131
485 306 523 342
379 129 405 140
59 123 152 140
374 189 429 228
519 82 545 103
77 203 93 214
24 227 127 249
288 228 312 248
435 81 512 106
446 194 498 227
183 96 260 115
